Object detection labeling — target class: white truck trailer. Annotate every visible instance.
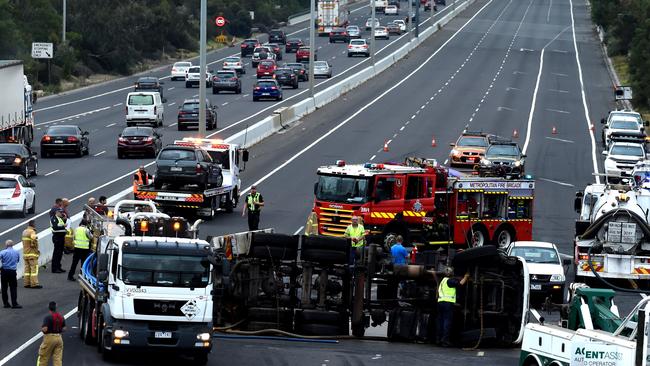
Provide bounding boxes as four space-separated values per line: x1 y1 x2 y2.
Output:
317 0 349 36
0 60 35 146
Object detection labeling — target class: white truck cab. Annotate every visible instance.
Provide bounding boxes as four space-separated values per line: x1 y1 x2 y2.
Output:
125 92 164 127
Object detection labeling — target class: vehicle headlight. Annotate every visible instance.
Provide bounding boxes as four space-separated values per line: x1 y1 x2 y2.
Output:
514 160 521 167
450 149 460 157
480 159 492 166
114 329 129 339
196 332 211 341
604 158 617 169
550 274 565 282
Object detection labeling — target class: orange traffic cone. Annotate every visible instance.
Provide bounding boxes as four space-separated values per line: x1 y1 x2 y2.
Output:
512 129 519 138
431 135 437 147
383 140 389 152
552 126 558 134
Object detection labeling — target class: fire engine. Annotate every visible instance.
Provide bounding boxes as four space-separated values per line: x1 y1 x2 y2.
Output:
310 158 535 247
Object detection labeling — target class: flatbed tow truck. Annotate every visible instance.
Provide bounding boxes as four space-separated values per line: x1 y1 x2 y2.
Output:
136 138 248 218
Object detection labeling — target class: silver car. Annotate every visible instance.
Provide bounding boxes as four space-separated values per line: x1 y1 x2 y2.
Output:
313 61 332 78
346 25 361 39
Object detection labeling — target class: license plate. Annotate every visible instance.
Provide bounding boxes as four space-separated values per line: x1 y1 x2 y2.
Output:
262 93 270 96
191 114 198 117
0 160 4 163
154 331 172 339
531 284 542 290
54 141 63 144
170 167 182 172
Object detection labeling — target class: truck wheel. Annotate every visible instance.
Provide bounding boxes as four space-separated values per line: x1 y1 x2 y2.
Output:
452 245 497 268
78 295 87 339
296 323 342 336
224 191 236 213
494 227 515 248
83 301 96 345
466 225 488 247
301 249 348 264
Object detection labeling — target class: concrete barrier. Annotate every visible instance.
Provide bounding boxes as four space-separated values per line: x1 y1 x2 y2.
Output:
7 0 474 278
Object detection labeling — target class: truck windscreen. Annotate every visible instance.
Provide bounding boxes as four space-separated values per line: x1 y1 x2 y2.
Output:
120 253 209 288
316 175 371 203
207 150 230 169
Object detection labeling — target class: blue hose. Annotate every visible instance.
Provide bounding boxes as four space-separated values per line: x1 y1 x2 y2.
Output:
81 252 104 291
212 334 339 344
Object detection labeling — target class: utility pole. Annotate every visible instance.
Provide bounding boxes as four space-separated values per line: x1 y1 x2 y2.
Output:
198 0 207 137
62 0 66 43
415 0 420 37
407 0 412 37
309 0 315 97
370 1 376 65
431 0 435 25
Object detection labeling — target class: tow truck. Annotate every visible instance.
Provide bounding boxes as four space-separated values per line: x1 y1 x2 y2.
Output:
520 285 650 366
309 158 535 248
76 200 214 363
136 138 248 218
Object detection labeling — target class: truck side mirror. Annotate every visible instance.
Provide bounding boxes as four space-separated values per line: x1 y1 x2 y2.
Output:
574 191 583 213
600 118 606 124
242 150 249 162
449 142 455 147
313 182 318 195
97 253 110 282
562 258 572 266
602 151 608 156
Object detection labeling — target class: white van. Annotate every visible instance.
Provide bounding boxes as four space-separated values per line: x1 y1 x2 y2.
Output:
125 92 164 127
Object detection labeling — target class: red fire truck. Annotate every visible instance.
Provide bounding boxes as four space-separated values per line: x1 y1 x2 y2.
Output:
310 159 534 247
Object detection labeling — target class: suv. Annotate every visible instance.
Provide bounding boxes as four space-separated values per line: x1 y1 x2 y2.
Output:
507 241 568 303
449 131 493 167
155 145 223 189
252 47 275 67
134 77 165 101
177 98 217 131
285 63 308 81
257 60 277 79
601 110 647 147
268 29 287 44
347 39 370 57
275 68 299 89
329 28 349 43
296 46 316 63
285 38 304 53
603 140 647 183
212 70 241 94
240 39 260 57
185 66 213 88
478 140 526 178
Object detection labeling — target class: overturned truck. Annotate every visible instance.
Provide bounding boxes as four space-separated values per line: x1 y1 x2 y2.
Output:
208 231 529 347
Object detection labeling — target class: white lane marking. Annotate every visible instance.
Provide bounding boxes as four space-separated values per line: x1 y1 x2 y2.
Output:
293 226 304 235
105 123 116 127
242 94 250 97
0 307 77 366
548 89 569 93
513 71 526 75
222 102 229 106
545 136 575 143
168 102 176 106
547 0 552 23
93 150 106 157
552 49 567 53
36 106 111 126
506 86 520 91
112 103 122 107
570 0 599 183
35 87 133 112
192 94 198 97
370 154 376 161
539 177 574 187
237 0 495 197
399 126 405 131
170 122 178 127
44 169 59 176
552 72 568 77
168 87 175 91
443 159 449 165
498 106 514 111
522 26 571 154
546 108 570 114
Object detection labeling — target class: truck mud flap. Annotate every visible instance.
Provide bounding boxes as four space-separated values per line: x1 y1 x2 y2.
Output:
387 308 435 342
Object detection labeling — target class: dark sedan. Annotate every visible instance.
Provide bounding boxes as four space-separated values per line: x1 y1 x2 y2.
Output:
0 143 38 177
329 28 350 43
285 38 304 53
177 99 218 131
117 126 162 159
40 125 89 158
134 76 166 101
212 70 242 94
285 62 308 81
275 68 299 89
154 145 223 189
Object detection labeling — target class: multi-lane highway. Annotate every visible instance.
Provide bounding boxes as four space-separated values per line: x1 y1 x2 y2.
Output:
0 0 626 364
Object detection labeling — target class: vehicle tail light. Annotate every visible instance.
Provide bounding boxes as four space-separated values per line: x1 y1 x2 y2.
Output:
67 136 78 143
241 44 246 48
343 32 348 36
348 45 353 49
363 45 368 49
271 86 277 90
196 164 203 173
329 32 334 36
214 77 220 82
172 68 176 72
255 86 261 90
13 156 21 165
144 137 154 144
11 183 20 198
231 77 237 81
125 106 128 114
42 135 51 142
237 62 241 66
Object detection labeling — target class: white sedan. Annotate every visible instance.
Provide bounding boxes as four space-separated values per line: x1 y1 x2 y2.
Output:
393 19 406 32
384 5 398 14
223 56 246 74
0 174 35 217
374 26 389 39
170 61 192 81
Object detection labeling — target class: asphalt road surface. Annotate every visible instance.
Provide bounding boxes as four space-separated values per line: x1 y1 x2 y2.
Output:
0 0 635 365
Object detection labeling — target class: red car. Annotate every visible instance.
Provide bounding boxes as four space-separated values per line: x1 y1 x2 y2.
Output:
256 60 277 79
296 46 317 63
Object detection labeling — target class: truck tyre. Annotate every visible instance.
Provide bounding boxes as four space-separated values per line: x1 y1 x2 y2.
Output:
78 295 87 339
296 323 342 336
302 236 349 252
225 191 237 213
494 226 515 248
301 249 348 264
295 310 342 324
351 322 365 338
83 301 96 345
466 225 488 247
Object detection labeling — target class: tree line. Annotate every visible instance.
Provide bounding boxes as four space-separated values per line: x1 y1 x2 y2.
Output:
590 0 650 109
0 0 308 90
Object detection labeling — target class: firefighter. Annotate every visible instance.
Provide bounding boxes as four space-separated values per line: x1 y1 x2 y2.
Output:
344 216 366 263
436 267 470 347
68 220 92 281
38 301 65 366
242 185 264 230
50 209 67 274
22 220 42 289
133 165 152 199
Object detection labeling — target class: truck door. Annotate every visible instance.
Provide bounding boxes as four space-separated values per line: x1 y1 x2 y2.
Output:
372 176 403 220
404 175 435 221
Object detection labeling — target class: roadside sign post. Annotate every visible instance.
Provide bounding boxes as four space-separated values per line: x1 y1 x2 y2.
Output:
32 42 54 86
215 16 226 27
371 1 376 66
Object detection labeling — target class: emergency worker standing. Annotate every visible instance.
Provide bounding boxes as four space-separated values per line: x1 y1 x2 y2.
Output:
344 216 366 263
50 209 67 273
68 220 92 281
133 166 153 199
38 301 65 366
436 267 469 347
22 220 42 288
242 185 264 230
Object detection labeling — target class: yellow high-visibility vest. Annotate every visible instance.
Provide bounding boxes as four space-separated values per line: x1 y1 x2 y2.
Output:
73 227 90 249
438 277 456 303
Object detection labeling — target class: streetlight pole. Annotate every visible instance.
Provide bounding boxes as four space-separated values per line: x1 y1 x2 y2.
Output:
198 0 207 137
62 0 66 43
407 0 412 37
431 0 435 26
370 1 376 65
415 0 420 37
309 0 315 97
